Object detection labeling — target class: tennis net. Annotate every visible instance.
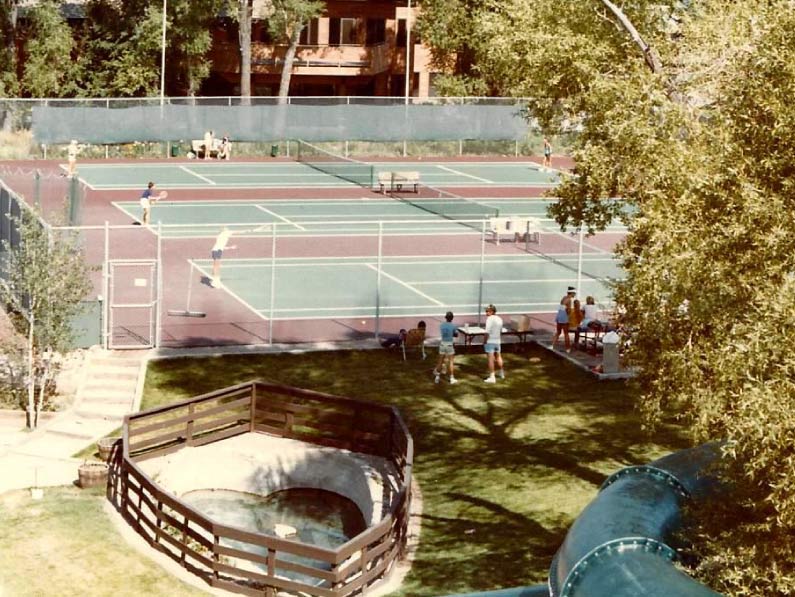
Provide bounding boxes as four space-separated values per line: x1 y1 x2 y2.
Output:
296 140 375 188
389 183 500 231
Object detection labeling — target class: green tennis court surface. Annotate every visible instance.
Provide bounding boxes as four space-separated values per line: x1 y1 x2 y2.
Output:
76 161 559 190
189 254 620 320
113 197 627 238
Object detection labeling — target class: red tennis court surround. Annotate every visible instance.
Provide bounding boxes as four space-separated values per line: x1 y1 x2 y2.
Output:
0 155 619 350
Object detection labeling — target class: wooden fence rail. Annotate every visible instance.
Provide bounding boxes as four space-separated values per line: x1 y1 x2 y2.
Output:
108 380 413 597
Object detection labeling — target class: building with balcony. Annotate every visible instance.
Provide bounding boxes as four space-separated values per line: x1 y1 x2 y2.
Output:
204 0 436 97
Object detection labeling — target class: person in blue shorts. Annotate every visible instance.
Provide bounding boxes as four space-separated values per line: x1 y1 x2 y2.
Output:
483 304 505 383
433 311 459 384
543 137 552 169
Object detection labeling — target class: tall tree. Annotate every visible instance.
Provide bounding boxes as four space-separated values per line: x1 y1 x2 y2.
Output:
415 0 488 95
162 0 226 96
0 0 19 98
238 0 253 101
19 0 81 97
267 0 324 100
0 209 92 428
420 0 795 593
80 0 164 96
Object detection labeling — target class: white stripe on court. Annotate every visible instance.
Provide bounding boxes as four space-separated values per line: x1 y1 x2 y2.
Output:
255 204 307 231
366 263 444 306
437 165 494 184
188 259 271 322
179 166 217 185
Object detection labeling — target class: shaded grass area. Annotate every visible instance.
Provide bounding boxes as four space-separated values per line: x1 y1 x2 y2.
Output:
141 345 688 596
0 345 686 597
0 486 205 597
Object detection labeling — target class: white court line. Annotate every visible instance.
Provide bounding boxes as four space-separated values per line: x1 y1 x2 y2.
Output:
437 165 494 183
255 204 307 231
366 263 443 306
188 259 271 322
410 278 606 285
194 253 617 265
179 166 217 185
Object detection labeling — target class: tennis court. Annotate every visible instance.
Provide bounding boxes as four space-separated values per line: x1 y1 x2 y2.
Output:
110 197 625 238
73 160 559 190
185 253 620 321
2 148 622 348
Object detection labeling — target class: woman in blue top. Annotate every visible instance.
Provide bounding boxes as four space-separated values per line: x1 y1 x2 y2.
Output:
433 311 459 384
552 287 575 352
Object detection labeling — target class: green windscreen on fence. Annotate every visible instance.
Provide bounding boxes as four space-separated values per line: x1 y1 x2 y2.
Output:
30 99 529 144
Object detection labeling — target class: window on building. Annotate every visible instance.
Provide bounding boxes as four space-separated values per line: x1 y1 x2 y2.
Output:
329 17 359 46
299 18 319 45
365 18 386 45
395 19 406 48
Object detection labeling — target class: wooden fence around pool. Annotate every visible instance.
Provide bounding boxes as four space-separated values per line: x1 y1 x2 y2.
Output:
106 380 413 597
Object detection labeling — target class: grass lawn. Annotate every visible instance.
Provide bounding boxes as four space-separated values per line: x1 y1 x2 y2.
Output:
1 344 688 596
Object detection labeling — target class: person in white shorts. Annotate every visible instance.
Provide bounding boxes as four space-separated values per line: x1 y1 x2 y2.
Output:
210 227 237 288
433 311 459 384
483 304 505 383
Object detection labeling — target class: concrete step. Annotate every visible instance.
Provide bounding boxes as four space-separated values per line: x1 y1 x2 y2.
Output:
83 377 137 390
80 387 136 401
89 365 139 378
75 403 130 421
81 394 134 407
43 419 95 441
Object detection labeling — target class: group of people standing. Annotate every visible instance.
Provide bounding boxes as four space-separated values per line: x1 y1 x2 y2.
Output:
432 304 506 385
552 286 604 352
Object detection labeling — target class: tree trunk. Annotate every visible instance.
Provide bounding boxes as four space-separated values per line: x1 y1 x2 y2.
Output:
239 0 252 105
26 312 35 429
1 1 18 132
277 26 302 102
599 0 662 74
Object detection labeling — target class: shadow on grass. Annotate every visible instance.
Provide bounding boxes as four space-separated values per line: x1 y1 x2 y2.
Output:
142 343 688 596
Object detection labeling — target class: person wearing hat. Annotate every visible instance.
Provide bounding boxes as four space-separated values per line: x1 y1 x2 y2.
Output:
433 311 459 384
552 286 576 352
483 304 505 383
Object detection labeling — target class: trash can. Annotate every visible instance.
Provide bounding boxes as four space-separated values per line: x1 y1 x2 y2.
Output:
602 331 620 374
170 144 180 157
270 144 279 157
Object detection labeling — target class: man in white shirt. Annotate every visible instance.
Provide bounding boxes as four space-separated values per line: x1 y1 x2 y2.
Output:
210 227 237 288
483 304 505 383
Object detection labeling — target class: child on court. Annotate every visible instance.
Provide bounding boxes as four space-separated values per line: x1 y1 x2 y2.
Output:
433 311 459 384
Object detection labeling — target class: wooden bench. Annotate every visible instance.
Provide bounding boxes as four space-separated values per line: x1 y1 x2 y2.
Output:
378 171 420 193
190 139 219 159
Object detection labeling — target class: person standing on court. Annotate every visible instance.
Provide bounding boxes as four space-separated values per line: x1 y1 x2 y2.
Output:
210 226 237 288
433 311 459 384
552 286 576 352
203 129 215 159
483 304 505 383
542 137 552 169
66 139 82 178
139 181 158 225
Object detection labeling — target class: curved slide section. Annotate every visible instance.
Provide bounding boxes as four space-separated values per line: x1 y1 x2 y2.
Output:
549 443 724 596
443 444 724 597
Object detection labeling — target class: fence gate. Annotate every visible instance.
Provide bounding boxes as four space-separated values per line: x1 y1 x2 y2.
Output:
106 259 159 350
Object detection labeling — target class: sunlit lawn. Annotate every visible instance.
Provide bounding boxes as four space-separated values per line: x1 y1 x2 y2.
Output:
1 344 688 596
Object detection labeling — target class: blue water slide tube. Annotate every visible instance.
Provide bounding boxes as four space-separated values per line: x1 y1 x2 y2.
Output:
549 443 724 597
442 443 724 597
